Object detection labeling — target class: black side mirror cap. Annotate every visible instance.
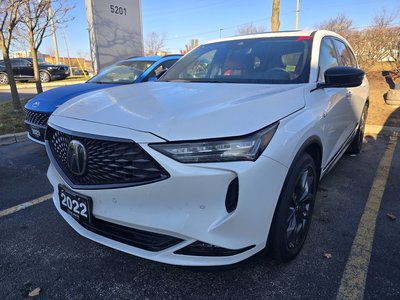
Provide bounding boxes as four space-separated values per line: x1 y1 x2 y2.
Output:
321 66 365 89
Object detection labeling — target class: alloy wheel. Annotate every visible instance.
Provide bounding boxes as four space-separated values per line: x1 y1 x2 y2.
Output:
0 74 9 85
286 167 315 250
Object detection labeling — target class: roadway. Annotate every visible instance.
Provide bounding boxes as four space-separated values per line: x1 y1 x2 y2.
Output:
0 87 53 104
0 135 399 299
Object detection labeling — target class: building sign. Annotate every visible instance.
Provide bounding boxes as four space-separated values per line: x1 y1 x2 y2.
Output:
85 0 143 73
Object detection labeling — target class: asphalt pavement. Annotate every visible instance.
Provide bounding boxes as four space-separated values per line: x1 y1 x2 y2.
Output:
0 136 399 299
0 87 54 104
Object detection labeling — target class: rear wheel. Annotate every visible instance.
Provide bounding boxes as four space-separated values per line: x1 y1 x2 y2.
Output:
0 73 9 85
347 104 368 155
40 71 51 83
269 152 317 262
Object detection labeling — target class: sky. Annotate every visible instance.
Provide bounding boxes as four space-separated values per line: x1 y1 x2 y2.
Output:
40 0 400 58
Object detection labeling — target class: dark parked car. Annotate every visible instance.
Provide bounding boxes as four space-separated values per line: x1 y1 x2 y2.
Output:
0 58 70 84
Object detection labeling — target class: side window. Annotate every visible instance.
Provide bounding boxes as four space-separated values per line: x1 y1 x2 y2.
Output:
162 59 177 70
333 39 352 67
152 59 178 77
318 38 339 81
346 46 358 67
11 59 22 67
19 59 31 67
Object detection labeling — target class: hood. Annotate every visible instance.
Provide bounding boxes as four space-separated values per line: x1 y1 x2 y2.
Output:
25 83 117 113
53 82 306 141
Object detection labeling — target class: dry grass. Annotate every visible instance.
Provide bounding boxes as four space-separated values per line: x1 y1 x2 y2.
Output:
0 98 29 135
366 70 400 127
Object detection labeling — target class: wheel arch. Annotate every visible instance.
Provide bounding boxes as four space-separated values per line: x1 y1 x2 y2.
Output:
266 135 322 258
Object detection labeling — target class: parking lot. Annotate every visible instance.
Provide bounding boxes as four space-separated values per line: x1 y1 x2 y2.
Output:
0 131 399 299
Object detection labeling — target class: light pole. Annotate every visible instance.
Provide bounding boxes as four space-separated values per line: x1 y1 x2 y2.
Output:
62 30 72 75
48 2 60 64
219 28 223 38
295 0 300 30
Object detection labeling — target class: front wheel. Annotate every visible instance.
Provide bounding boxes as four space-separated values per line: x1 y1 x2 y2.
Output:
40 71 51 83
0 73 9 85
269 152 317 262
347 104 368 155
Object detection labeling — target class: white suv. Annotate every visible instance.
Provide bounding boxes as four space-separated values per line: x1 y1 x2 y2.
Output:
45 30 369 266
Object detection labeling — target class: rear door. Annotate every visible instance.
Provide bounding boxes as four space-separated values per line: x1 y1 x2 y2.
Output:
18 59 34 79
317 37 355 167
10 59 22 78
332 38 368 124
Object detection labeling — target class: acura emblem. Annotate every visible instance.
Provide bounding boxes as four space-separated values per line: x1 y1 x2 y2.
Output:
66 140 87 176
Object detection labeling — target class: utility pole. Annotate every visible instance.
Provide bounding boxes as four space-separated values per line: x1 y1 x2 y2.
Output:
62 30 72 75
48 3 60 64
295 0 300 30
271 0 280 32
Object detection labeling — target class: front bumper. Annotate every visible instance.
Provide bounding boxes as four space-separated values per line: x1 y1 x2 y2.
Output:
46 120 288 266
48 69 69 79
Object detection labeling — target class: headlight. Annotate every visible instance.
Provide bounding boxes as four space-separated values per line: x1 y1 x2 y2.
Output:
149 122 278 163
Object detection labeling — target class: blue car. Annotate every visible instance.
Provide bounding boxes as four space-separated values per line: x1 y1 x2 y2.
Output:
24 55 182 144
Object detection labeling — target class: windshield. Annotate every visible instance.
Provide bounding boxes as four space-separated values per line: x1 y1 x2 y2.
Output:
161 37 312 84
88 60 155 84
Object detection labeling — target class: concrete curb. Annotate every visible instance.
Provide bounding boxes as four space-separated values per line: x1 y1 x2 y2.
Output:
0 79 86 90
0 132 28 146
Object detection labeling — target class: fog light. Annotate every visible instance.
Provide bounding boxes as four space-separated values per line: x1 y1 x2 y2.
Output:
225 178 239 213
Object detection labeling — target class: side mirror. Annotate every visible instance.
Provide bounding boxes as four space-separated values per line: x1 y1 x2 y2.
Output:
322 66 364 88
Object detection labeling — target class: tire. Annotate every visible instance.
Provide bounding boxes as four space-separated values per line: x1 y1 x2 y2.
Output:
346 104 368 155
0 73 9 85
40 71 51 83
269 152 317 262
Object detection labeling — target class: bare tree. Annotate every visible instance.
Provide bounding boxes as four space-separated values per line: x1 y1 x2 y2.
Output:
236 23 265 35
18 0 73 94
348 11 400 72
180 39 199 55
271 0 280 32
0 0 22 111
145 32 166 56
317 13 354 37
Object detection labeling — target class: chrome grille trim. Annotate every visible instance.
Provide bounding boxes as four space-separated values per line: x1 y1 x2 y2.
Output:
46 126 170 189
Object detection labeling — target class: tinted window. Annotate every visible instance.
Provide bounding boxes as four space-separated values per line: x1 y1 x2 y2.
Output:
162 59 178 70
333 39 353 67
88 60 155 84
161 37 312 84
152 59 179 77
318 38 339 81
346 46 358 67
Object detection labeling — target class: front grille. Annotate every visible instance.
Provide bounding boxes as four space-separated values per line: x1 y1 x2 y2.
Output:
46 126 170 188
25 109 50 127
81 217 183 252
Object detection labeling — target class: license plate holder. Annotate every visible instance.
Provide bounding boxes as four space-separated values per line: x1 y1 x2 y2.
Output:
58 185 92 224
30 125 41 138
